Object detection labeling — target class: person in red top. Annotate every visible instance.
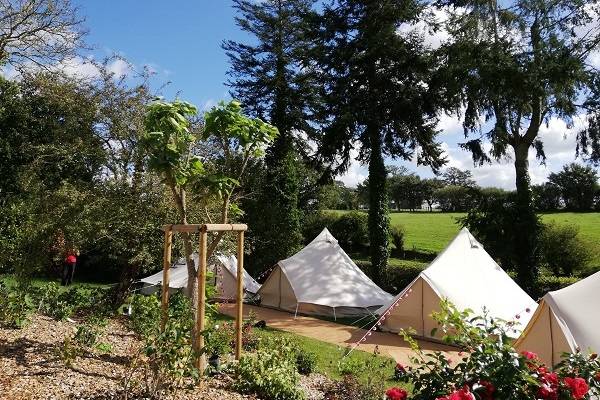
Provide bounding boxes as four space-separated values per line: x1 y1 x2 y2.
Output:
62 249 77 286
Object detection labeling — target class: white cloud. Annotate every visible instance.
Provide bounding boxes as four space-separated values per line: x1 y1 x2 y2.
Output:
337 115 594 189
1 55 133 81
106 58 131 78
337 148 367 188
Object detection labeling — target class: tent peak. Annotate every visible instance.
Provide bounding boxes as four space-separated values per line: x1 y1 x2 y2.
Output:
309 227 338 245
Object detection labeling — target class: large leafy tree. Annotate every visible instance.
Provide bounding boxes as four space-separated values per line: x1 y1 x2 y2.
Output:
317 0 446 283
548 163 599 211
436 0 600 290
0 0 87 71
223 0 320 272
142 99 276 301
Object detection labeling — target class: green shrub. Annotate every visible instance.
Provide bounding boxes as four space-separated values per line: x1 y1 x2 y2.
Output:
129 294 161 336
389 225 405 255
322 375 383 400
236 344 305 400
540 222 593 276
41 284 112 320
0 280 36 328
55 337 80 368
205 323 233 357
295 351 317 375
303 211 369 250
303 211 339 242
356 260 424 293
383 263 425 293
336 352 393 400
332 211 369 249
73 314 108 348
534 274 580 299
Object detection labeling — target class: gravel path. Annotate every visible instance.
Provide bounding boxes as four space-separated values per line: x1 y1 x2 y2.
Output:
0 314 330 400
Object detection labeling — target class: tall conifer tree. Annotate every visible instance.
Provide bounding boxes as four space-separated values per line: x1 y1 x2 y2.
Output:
434 0 600 291
223 0 319 272
317 0 446 284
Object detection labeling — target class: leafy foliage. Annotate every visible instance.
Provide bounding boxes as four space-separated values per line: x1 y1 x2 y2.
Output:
317 0 447 283
335 350 394 400
235 336 306 400
389 226 405 256
224 0 320 275
548 164 599 212
295 350 317 375
142 100 202 187
398 300 600 400
0 279 36 328
540 223 593 276
459 192 542 292
303 211 369 250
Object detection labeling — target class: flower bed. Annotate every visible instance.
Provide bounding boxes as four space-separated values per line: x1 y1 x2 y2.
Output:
384 300 600 400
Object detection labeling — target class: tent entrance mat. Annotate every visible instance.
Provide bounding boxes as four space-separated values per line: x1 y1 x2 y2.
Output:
218 304 459 365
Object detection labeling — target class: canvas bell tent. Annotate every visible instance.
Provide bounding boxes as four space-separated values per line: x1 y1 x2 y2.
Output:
376 228 537 339
140 254 260 301
514 271 600 366
257 228 392 318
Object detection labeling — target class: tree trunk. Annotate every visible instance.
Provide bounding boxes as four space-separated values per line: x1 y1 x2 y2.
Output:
166 182 200 348
367 125 389 285
513 142 539 292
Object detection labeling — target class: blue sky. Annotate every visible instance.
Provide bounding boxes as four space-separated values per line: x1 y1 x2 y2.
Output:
78 0 244 110
66 2 598 188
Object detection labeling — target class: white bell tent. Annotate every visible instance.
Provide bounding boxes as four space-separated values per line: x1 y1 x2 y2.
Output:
376 228 537 339
257 228 392 318
140 253 260 301
515 271 600 366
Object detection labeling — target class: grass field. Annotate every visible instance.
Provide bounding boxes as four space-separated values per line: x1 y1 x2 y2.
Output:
334 210 600 267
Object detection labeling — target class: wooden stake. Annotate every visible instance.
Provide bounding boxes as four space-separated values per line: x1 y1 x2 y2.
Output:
235 231 245 360
196 229 208 373
161 227 173 331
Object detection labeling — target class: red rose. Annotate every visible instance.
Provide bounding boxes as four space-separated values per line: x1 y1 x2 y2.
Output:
477 380 495 400
537 384 558 400
521 351 538 360
564 377 589 400
386 387 408 400
436 386 474 400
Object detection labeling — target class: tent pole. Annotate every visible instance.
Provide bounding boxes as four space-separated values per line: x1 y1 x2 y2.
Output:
161 227 172 331
235 231 245 360
294 303 299 319
333 307 337 322
196 229 208 373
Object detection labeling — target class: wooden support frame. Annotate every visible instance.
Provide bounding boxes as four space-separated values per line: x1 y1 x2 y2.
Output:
160 223 248 374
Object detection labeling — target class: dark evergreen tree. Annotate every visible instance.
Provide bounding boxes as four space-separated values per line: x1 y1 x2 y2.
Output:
435 0 600 291
223 0 320 272
316 0 446 284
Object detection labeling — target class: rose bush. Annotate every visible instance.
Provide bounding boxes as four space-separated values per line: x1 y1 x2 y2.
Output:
390 300 600 400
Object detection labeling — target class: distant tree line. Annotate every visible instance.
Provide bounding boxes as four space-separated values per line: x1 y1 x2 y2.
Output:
316 164 600 213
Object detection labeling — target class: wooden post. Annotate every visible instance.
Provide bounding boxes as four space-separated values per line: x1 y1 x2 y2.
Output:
196 228 208 372
235 231 245 360
161 227 173 331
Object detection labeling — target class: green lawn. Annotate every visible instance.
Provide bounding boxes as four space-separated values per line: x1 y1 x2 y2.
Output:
333 210 600 267
0 274 113 290
389 212 464 255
